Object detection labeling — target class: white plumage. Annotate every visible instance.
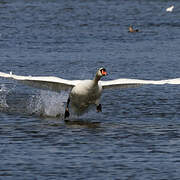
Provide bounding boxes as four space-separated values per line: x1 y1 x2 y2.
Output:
0 68 180 118
166 5 174 12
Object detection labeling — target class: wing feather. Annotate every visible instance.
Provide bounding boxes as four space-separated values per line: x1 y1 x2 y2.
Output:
1 71 180 92
0 72 80 92
100 78 180 89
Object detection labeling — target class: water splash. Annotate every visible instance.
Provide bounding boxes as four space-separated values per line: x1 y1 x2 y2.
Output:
0 84 10 108
0 84 98 119
27 90 68 117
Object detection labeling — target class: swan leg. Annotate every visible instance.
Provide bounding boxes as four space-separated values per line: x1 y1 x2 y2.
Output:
64 97 70 119
96 104 102 112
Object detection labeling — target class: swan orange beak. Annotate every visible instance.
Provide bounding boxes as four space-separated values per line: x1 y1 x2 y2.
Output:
101 70 107 76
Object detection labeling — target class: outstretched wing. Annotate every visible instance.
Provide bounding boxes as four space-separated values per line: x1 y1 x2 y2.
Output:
0 72 80 92
100 78 180 89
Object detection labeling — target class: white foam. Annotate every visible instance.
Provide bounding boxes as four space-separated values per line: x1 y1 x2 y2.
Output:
0 84 10 108
27 90 68 117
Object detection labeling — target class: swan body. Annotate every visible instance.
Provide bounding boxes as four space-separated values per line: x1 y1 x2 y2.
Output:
70 79 102 114
1 68 180 118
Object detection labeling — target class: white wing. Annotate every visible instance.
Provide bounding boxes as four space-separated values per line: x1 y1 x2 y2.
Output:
100 78 180 89
0 72 81 92
1 71 180 92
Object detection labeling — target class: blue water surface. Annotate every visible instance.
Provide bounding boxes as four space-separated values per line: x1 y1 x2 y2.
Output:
0 0 180 179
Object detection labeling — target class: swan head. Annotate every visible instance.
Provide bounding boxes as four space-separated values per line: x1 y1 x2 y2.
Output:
98 67 107 76
95 67 107 81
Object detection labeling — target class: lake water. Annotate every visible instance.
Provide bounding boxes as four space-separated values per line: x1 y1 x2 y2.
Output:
0 0 180 179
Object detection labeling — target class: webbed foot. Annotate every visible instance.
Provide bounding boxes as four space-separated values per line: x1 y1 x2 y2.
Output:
64 97 70 119
96 104 102 112
64 108 70 119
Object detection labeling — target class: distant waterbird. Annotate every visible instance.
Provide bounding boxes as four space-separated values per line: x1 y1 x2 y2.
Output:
128 26 139 33
166 5 174 12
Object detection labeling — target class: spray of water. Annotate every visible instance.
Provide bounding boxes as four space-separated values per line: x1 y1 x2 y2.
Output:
0 84 10 108
27 90 68 117
0 84 100 121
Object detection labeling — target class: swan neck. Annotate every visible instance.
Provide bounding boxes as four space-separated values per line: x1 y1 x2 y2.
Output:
94 74 101 84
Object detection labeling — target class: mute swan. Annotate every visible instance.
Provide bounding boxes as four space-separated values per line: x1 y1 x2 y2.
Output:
0 68 180 118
